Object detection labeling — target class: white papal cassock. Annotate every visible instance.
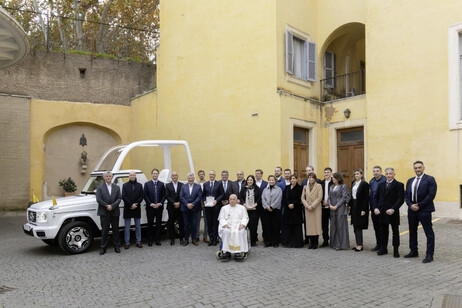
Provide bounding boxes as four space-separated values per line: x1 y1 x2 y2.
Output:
218 204 249 253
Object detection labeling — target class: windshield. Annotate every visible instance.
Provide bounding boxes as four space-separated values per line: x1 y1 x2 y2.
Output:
81 175 130 194
81 176 104 194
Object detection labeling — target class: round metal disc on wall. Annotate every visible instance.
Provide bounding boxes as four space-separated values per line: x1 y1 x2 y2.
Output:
0 7 29 69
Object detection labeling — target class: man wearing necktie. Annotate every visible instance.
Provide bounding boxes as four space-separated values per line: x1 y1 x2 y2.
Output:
373 167 404 258
404 161 437 263
144 168 166 246
203 170 224 246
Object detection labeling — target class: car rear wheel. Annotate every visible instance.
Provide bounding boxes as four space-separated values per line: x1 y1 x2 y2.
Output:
58 221 94 254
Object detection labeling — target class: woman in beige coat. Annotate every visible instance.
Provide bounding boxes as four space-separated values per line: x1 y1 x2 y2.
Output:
301 172 323 249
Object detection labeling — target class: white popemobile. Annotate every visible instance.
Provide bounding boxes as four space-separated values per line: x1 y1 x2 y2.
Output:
23 140 195 254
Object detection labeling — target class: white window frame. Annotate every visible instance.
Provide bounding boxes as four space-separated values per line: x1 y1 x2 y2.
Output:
286 26 316 84
448 22 462 130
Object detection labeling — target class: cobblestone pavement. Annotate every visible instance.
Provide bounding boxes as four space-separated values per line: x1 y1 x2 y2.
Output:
0 212 461 308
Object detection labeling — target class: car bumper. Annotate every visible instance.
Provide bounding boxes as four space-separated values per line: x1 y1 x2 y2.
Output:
23 223 59 239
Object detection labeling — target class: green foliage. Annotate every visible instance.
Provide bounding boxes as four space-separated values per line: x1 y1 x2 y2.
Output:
0 0 159 62
59 177 77 193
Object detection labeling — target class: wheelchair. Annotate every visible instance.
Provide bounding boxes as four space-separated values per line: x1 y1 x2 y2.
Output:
215 227 251 262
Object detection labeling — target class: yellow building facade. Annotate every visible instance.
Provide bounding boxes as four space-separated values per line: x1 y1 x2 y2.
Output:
28 0 462 217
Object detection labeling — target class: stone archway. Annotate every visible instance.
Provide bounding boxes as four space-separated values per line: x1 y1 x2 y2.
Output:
44 123 119 197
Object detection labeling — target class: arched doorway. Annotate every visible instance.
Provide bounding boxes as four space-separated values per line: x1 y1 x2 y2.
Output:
44 123 119 197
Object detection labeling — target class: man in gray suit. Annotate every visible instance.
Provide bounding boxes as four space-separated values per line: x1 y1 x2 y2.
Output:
96 171 122 255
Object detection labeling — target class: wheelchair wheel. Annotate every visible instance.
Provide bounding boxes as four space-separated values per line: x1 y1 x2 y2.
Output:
216 251 223 260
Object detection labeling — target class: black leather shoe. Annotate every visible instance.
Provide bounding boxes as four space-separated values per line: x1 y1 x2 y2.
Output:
264 242 271 248
377 250 388 255
371 245 380 251
393 248 400 258
404 251 419 258
156 241 161 246
354 247 363 252
114 246 121 253
208 241 213 246
192 239 199 246
273 243 279 248
182 240 189 246
422 256 434 263
180 239 185 245
321 242 329 247
212 240 218 246
99 248 106 255
148 242 153 247
251 242 257 247
170 239 175 246
136 243 143 248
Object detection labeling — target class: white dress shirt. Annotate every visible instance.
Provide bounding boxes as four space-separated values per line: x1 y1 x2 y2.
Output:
411 174 424 202
352 181 361 199
106 183 112 195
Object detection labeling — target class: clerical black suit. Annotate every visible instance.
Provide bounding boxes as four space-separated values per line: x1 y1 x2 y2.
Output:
202 181 224 243
374 179 404 253
166 181 184 241
233 179 246 203
144 180 166 244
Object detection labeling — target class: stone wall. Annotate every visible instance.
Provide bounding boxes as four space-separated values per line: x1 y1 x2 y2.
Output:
0 94 30 209
0 51 156 105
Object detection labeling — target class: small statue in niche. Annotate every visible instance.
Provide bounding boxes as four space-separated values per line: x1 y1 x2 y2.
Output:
81 151 88 165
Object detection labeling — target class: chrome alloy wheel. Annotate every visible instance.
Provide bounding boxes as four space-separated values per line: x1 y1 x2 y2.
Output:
66 227 90 250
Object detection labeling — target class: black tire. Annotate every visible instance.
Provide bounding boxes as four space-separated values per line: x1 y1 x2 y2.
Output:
42 239 58 246
58 221 94 254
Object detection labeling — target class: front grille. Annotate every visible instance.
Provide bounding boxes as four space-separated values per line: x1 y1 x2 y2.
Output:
28 210 36 223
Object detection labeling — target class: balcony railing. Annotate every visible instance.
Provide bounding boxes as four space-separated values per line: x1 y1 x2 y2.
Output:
320 70 365 102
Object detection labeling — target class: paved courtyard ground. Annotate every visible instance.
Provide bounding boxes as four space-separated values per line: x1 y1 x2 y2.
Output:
0 212 461 308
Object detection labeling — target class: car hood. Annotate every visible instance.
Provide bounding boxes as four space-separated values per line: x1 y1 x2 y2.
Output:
28 195 96 211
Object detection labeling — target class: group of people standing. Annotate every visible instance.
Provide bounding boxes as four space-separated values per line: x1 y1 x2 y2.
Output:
95 161 437 264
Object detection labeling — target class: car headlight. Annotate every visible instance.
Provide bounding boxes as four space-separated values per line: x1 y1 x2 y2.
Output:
37 212 47 222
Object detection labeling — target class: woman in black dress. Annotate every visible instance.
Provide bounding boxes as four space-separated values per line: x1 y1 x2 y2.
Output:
282 175 304 248
349 168 370 252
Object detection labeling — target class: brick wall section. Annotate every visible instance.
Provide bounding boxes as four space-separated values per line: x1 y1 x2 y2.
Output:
0 95 30 209
0 51 156 105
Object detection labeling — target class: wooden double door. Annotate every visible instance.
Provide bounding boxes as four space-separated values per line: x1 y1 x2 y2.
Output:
337 127 364 189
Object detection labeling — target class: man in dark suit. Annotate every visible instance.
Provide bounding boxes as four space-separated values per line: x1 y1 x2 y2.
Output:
180 172 203 246
96 171 122 255
373 167 404 258
122 171 144 249
369 165 386 251
220 170 234 206
203 170 224 246
144 168 166 246
255 169 268 192
320 167 334 247
233 170 246 202
404 161 437 263
165 171 184 246
301 166 322 186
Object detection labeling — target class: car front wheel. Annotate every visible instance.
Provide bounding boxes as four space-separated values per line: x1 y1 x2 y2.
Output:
58 221 94 254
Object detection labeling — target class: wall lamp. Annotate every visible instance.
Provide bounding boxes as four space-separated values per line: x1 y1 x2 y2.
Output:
344 108 351 119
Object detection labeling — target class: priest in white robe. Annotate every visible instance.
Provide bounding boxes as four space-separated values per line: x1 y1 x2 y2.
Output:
218 194 249 254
